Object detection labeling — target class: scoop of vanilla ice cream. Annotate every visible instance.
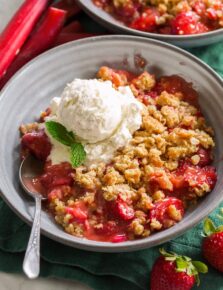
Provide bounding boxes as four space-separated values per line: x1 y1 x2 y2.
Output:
46 78 143 166
57 79 122 143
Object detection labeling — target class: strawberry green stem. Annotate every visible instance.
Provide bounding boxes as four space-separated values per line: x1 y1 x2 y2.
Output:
159 248 208 285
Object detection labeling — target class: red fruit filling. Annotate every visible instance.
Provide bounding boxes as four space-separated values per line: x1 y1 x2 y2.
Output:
39 162 74 190
171 11 208 35
93 0 223 35
20 67 217 243
21 130 51 160
110 195 135 221
155 75 199 106
130 9 159 32
149 197 185 228
171 161 217 191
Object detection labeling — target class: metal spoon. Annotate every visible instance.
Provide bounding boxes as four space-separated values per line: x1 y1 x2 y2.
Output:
19 155 46 279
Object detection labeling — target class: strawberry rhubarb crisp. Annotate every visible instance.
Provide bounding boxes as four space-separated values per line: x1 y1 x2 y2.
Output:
93 0 223 35
20 66 217 243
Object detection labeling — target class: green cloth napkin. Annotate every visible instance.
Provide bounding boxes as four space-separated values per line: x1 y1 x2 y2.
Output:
0 197 223 289
0 13 223 290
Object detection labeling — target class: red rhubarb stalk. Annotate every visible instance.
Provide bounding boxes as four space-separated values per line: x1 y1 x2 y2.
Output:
54 33 100 46
0 7 67 89
53 0 81 19
0 0 49 78
62 21 84 33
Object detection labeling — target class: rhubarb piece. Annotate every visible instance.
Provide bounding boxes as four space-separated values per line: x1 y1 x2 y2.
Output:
0 7 66 89
62 21 84 33
0 0 48 78
53 0 81 19
53 33 100 46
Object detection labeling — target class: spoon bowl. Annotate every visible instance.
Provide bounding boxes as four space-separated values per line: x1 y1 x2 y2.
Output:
19 155 46 198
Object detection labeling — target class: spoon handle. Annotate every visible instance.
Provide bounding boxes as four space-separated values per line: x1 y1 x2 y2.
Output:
23 196 42 279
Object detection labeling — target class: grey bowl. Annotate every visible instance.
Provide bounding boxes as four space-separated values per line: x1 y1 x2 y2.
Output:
0 35 223 252
76 0 223 48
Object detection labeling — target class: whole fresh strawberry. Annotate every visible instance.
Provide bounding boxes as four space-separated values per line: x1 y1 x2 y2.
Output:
151 249 208 290
202 218 223 272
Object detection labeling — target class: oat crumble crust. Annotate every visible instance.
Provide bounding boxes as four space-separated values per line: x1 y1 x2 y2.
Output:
20 66 216 240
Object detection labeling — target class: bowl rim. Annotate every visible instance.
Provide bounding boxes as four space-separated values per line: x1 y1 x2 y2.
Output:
76 0 223 40
0 35 223 252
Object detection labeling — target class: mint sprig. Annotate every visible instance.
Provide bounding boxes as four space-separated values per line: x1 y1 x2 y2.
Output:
71 143 86 167
45 121 75 146
46 121 86 168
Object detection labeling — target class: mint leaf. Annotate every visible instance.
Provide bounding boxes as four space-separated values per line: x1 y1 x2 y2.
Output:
70 143 86 168
46 121 75 146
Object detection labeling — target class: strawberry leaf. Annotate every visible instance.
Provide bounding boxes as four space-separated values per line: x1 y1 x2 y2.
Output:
216 225 223 233
46 121 75 146
159 248 208 287
203 218 217 236
175 257 188 272
159 248 176 258
191 261 208 274
70 142 86 168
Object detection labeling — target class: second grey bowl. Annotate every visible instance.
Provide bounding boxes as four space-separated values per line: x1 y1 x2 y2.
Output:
76 0 223 48
0 35 223 252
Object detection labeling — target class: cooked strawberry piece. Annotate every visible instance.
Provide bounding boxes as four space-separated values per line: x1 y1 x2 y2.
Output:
171 161 217 191
196 148 212 166
171 11 201 35
21 130 51 160
185 166 217 189
130 9 158 32
192 0 206 15
155 75 199 106
40 162 73 190
112 233 128 243
110 196 135 221
149 197 184 228
65 201 88 223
